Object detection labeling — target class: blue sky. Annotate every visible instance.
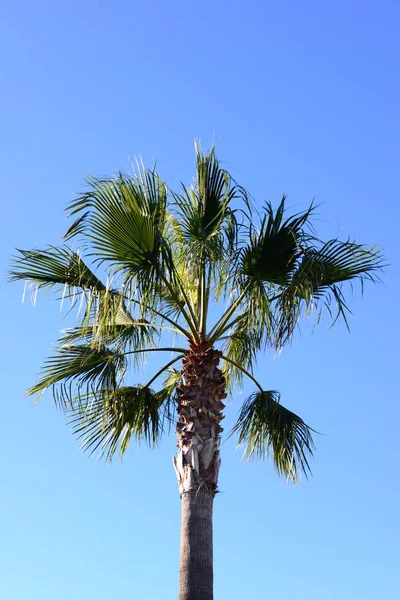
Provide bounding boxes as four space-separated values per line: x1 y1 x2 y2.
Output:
1 1 399 598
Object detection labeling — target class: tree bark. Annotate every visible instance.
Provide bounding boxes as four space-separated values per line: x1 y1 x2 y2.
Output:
173 340 226 600
179 490 214 600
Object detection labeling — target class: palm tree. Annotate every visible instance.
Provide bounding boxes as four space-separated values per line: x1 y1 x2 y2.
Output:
10 145 383 600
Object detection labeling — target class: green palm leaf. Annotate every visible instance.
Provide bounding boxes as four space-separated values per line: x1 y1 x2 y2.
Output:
171 146 244 310
60 319 158 362
274 239 384 347
69 384 173 459
28 345 127 409
296 239 383 291
221 317 263 390
9 246 105 293
151 367 181 427
66 171 171 305
9 242 167 347
231 391 315 481
173 145 240 246
239 197 314 285
64 171 199 336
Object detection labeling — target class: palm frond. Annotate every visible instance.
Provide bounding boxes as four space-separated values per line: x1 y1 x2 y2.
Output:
195 143 236 239
28 345 126 409
231 391 315 481
296 239 383 291
170 146 246 322
173 145 237 244
8 245 151 344
154 367 181 426
221 318 263 390
9 246 105 293
65 171 171 306
274 239 384 347
60 318 158 361
69 383 174 460
159 367 181 396
239 197 315 285
68 166 168 231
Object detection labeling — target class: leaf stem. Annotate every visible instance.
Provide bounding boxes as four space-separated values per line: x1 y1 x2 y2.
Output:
213 313 245 338
221 354 264 393
171 267 200 331
159 274 200 342
124 347 187 357
121 294 192 339
208 284 250 343
199 250 208 338
145 355 184 388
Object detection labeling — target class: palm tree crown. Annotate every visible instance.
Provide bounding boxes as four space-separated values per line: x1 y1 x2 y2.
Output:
10 145 383 481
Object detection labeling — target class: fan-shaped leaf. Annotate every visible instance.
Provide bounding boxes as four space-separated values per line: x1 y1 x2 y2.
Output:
70 385 171 459
274 239 384 347
231 391 315 481
9 246 105 292
65 171 171 306
28 345 126 409
240 197 314 285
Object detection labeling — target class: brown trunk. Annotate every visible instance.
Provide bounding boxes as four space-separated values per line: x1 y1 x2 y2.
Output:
179 490 214 600
173 341 226 600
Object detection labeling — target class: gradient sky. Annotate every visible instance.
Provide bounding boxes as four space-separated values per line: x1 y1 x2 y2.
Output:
1 1 399 599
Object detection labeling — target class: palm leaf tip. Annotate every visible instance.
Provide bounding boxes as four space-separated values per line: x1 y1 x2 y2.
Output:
231 391 315 482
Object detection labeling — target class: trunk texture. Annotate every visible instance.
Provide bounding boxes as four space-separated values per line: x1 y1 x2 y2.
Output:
173 341 226 600
179 490 214 600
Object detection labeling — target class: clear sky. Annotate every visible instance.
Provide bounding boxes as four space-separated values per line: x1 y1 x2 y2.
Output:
1 1 399 599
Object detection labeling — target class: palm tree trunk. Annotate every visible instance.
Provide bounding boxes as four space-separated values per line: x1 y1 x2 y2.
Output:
173 341 226 600
179 489 214 600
